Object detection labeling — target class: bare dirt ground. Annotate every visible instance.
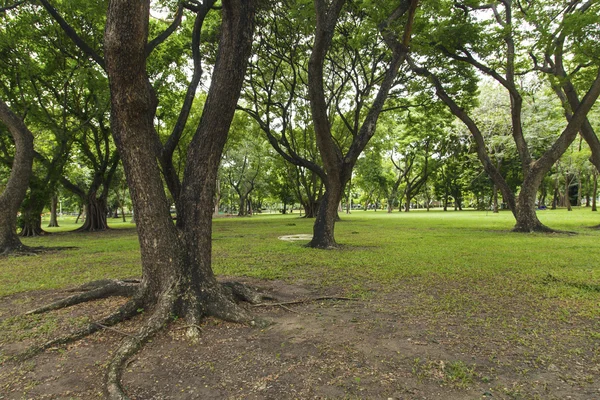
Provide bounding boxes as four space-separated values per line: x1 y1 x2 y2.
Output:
0 278 599 399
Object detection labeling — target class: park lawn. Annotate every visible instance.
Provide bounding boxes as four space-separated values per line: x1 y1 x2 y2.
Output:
1 208 599 398
1 208 599 314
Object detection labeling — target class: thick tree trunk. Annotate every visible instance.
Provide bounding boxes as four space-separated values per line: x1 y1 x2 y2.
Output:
238 195 247 216
104 0 256 334
309 186 343 249
48 195 60 227
0 100 34 253
19 203 46 237
77 195 109 232
513 176 552 232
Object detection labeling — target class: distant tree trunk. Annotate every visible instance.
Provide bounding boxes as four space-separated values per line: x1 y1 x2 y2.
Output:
585 173 591 207
48 195 60 227
593 172 598 211
0 99 35 254
538 185 546 208
238 195 247 216
577 175 582 206
492 184 499 213
302 201 319 218
214 179 221 216
19 199 46 237
564 175 572 211
76 205 84 224
551 177 559 210
78 195 109 231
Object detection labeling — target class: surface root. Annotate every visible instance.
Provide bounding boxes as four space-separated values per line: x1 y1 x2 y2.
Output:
105 286 177 400
221 281 274 304
26 279 140 315
18 298 141 362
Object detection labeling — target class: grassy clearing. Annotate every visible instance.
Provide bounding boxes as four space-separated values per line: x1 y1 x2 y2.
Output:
2 209 600 308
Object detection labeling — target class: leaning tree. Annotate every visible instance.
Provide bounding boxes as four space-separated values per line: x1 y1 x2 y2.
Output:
408 0 600 232
0 99 34 254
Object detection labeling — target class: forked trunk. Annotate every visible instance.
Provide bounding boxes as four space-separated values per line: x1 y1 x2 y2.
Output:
104 0 257 327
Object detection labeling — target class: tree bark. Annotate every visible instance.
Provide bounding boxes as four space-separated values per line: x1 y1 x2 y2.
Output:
593 172 598 211
310 188 342 249
105 0 256 323
78 194 109 231
0 99 34 254
18 192 47 237
492 184 499 213
48 195 60 227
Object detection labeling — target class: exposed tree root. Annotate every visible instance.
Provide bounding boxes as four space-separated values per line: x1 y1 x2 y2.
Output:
511 224 577 235
1 245 79 257
106 286 177 400
17 279 272 399
26 279 140 315
252 296 357 308
17 298 141 362
222 281 275 304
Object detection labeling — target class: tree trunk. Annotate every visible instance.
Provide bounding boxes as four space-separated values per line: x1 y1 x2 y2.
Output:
48 195 60 227
593 172 598 211
492 184 499 213
104 0 256 338
19 202 46 237
309 186 342 249
577 175 582 206
0 99 35 254
238 194 247 216
77 195 109 231
302 201 320 218
564 175 572 211
513 175 552 232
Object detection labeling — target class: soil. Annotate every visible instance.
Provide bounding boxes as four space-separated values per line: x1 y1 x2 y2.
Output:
0 278 598 399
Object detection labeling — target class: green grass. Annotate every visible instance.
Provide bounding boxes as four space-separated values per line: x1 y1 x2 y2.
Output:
2 208 599 318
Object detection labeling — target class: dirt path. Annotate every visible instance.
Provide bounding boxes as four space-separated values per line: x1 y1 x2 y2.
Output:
0 278 598 399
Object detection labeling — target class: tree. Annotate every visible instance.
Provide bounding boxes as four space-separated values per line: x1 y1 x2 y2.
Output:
0 99 34 254
242 0 419 247
409 0 600 232
23 1 261 398
306 0 418 247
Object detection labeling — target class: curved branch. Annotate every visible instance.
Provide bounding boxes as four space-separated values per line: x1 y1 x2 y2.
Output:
146 4 184 55
38 0 106 70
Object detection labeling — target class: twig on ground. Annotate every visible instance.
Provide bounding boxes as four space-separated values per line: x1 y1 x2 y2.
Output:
252 296 358 308
93 322 135 337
